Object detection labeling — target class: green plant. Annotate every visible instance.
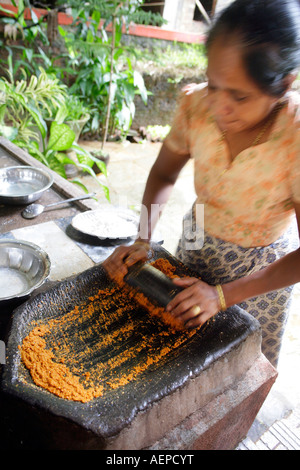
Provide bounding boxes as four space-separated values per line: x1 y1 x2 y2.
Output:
17 121 110 199
0 0 51 80
57 0 151 146
64 95 90 122
0 67 67 144
130 9 167 27
48 94 90 127
0 68 109 199
135 41 207 73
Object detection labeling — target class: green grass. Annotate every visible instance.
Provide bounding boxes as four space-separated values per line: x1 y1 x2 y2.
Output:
134 41 208 74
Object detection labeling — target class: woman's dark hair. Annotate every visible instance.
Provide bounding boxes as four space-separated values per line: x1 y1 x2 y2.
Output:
206 0 300 96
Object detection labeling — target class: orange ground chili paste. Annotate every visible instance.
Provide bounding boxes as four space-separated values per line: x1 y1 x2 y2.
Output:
20 258 198 403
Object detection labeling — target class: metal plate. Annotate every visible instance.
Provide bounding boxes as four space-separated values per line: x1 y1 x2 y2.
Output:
71 206 139 239
0 239 51 302
0 166 53 205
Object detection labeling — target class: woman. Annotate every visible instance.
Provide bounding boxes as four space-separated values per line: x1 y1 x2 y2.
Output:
103 0 300 367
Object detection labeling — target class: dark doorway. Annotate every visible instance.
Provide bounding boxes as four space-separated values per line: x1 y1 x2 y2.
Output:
142 0 165 16
193 0 214 21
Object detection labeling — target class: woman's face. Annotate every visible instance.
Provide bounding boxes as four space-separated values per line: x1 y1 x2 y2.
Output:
206 38 279 134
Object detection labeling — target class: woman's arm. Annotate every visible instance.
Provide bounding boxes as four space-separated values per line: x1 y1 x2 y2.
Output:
138 142 191 243
102 143 190 279
167 202 300 328
223 203 300 307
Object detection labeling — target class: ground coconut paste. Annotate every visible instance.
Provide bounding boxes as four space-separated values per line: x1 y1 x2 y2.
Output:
20 259 200 403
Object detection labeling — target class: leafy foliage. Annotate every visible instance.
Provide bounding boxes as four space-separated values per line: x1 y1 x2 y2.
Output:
0 68 109 198
0 0 50 80
130 9 167 27
0 0 166 196
57 0 150 142
0 67 67 144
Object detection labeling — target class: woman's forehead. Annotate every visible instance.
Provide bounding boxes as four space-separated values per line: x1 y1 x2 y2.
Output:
206 39 260 92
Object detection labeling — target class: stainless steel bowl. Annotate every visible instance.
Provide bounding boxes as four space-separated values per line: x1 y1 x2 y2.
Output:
0 166 53 205
0 240 51 302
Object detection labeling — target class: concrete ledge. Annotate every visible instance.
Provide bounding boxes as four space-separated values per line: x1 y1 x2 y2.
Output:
149 354 277 450
2 247 275 450
0 138 99 212
0 3 206 44
105 326 276 450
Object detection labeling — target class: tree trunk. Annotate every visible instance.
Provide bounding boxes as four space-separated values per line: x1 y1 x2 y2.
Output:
102 14 116 150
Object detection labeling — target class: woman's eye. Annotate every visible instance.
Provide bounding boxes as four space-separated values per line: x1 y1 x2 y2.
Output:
234 94 248 102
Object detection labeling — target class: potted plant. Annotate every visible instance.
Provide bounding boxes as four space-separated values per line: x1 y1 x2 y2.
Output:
0 67 67 146
51 94 91 141
21 120 109 199
88 147 110 175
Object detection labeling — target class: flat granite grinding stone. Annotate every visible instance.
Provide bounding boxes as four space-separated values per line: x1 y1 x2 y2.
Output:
1 245 267 450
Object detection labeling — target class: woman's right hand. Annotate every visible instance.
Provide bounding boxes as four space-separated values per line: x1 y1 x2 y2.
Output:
102 241 151 282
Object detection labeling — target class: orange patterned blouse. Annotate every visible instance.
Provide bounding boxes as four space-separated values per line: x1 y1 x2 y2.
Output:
164 84 300 247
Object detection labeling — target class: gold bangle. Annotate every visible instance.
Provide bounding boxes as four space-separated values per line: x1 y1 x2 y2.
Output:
216 284 227 311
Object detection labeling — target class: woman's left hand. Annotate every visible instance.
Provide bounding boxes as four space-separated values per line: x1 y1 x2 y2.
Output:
166 277 221 328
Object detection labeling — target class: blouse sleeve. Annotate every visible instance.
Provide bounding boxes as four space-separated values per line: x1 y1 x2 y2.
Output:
163 90 191 156
164 83 207 156
286 93 300 203
290 139 300 203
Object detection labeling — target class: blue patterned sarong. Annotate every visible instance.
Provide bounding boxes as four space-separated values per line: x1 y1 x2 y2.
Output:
176 205 299 367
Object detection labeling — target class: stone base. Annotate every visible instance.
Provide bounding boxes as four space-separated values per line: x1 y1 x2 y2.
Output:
1 246 277 451
104 331 277 450
1 345 277 451
149 354 277 450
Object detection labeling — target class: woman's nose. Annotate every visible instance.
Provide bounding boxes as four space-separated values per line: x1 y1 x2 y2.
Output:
214 90 234 116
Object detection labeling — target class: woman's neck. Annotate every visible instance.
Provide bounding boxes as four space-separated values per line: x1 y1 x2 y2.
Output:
222 101 283 160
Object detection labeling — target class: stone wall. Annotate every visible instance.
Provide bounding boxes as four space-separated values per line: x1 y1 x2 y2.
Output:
121 34 207 128
130 0 234 128
132 71 206 129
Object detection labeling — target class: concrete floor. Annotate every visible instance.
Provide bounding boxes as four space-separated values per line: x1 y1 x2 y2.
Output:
78 139 195 255
77 139 300 450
